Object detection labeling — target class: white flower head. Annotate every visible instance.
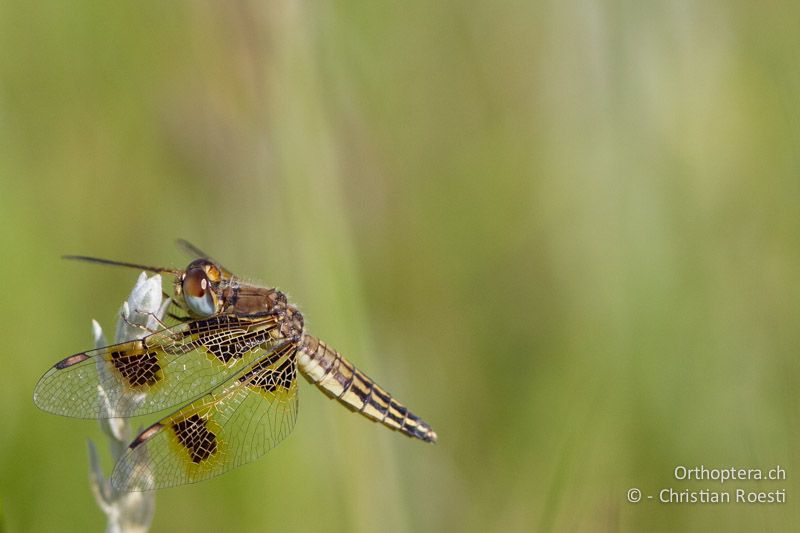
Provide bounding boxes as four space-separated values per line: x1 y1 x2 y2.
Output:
89 272 164 532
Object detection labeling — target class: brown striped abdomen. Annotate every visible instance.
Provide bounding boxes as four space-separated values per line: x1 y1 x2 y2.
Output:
298 335 437 443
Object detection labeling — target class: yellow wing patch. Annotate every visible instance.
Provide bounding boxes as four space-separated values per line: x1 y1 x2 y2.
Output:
33 314 281 419
112 342 299 491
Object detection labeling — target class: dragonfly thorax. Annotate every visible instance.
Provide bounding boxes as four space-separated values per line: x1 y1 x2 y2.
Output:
220 283 304 339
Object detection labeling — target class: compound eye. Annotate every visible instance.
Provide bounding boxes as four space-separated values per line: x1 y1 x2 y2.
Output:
182 268 216 317
183 269 208 297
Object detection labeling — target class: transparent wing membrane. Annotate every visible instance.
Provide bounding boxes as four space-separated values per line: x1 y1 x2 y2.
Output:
112 343 299 490
34 314 281 419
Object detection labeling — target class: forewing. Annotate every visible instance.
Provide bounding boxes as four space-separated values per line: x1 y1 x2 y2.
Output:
111 342 299 491
33 314 281 419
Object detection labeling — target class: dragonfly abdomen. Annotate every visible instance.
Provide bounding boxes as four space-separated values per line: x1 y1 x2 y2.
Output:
298 335 437 443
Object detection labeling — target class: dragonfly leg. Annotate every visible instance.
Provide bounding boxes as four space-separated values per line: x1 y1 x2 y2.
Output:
120 309 167 333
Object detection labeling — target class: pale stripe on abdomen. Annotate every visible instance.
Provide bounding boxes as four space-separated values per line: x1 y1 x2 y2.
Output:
298 334 437 443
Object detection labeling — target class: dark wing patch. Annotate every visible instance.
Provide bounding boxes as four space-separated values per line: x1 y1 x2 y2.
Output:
172 414 218 464
239 343 297 394
34 314 281 419
112 342 299 491
187 318 275 363
110 349 162 388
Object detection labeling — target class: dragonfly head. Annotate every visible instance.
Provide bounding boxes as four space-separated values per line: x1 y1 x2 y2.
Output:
175 259 224 318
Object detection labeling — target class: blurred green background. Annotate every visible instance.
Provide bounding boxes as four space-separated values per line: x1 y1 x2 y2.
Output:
1 1 799 531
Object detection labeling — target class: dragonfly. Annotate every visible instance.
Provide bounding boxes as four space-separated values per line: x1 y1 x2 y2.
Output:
34 241 437 491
